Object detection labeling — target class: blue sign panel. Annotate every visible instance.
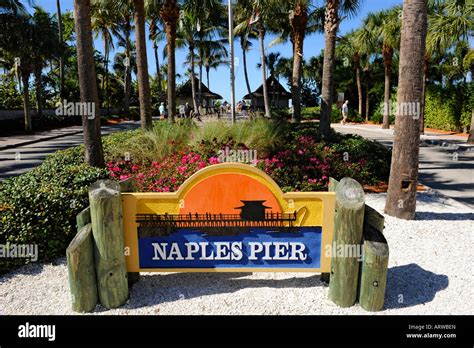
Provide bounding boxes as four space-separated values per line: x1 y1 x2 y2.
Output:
138 227 322 269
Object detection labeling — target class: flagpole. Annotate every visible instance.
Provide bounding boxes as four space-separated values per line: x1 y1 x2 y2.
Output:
228 0 236 124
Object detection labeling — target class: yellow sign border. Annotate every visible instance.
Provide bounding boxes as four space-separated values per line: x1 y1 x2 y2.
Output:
122 163 335 273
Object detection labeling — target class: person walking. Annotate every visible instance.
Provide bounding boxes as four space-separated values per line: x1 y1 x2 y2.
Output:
341 100 349 125
179 103 186 119
159 102 167 120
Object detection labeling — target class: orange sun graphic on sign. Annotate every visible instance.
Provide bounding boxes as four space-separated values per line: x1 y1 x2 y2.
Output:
180 173 282 215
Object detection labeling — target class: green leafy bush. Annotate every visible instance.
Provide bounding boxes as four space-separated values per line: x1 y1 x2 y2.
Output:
0 148 107 275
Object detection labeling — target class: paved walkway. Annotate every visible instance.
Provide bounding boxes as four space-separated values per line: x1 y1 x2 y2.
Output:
0 121 140 181
332 123 474 208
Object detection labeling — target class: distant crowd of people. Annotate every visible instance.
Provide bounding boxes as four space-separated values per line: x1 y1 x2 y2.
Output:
157 99 254 120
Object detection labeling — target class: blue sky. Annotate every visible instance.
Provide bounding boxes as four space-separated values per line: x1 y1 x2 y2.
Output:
28 0 404 101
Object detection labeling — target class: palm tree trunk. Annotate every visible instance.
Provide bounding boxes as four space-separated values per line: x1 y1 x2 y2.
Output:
355 63 363 118
385 0 427 220
123 33 132 118
73 0 104 168
320 0 339 137
382 46 393 129
469 67 474 144
34 65 43 119
206 66 210 90
57 0 65 100
242 39 254 107
161 0 179 123
101 37 108 108
134 0 153 130
21 71 32 133
365 66 370 121
105 39 111 116
258 23 271 118
153 41 163 100
290 4 308 123
420 59 428 134
199 62 203 107
189 44 200 115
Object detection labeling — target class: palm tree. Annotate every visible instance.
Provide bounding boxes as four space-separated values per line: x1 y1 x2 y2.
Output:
56 0 65 100
337 30 364 117
73 0 105 167
31 7 60 119
385 0 428 220
201 43 228 90
146 0 165 101
364 7 402 129
91 2 116 111
133 0 153 130
160 0 180 122
235 6 258 107
0 13 34 132
0 0 31 14
235 0 275 118
97 0 134 117
320 0 361 137
177 10 201 114
464 49 474 144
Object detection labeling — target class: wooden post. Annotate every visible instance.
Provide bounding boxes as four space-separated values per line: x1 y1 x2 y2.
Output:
89 180 129 309
321 178 341 284
328 177 365 308
119 178 140 287
359 216 389 312
76 206 91 230
66 224 98 313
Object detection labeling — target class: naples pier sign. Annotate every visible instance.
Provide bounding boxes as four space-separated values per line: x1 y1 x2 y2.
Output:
122 164 336 273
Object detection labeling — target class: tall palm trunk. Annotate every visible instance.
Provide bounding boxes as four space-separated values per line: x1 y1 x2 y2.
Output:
105 38 111 115
468 66 474 144
161 0 179 123
382 44 394 129
57 0 65 100
134 0 153 130
420 58 429 134
364 65 370 121
101 38 108 108
290 3 308 123
21 71 32 133
354 56 363 117
206 66 210 90
153 41 163 100
320 0 339 137
189 44 200 115
199 62 203 107
385 0 427 220
123 29 132 118
73 0 104 168
34 65 43 119
242 38 254 107
258 23 271 118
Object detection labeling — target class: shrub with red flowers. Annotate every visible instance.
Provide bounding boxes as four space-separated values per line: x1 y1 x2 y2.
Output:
107 150 221 193
256 136 334 192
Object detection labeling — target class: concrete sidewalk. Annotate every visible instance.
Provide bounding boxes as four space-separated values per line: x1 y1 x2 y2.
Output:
332 123 474 208
0 125 84 151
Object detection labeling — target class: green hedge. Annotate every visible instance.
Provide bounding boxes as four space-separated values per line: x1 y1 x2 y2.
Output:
0 147 107 275
424 85 473 132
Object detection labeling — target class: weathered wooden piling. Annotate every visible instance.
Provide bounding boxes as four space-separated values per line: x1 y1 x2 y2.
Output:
76 206 91 230
328 177 365 308
359 210 389 312
89 180 129 309
321 178 341 284
66 223 98 313
119 178 140 287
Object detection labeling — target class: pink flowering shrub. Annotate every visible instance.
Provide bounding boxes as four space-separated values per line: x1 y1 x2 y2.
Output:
107 150 221 192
